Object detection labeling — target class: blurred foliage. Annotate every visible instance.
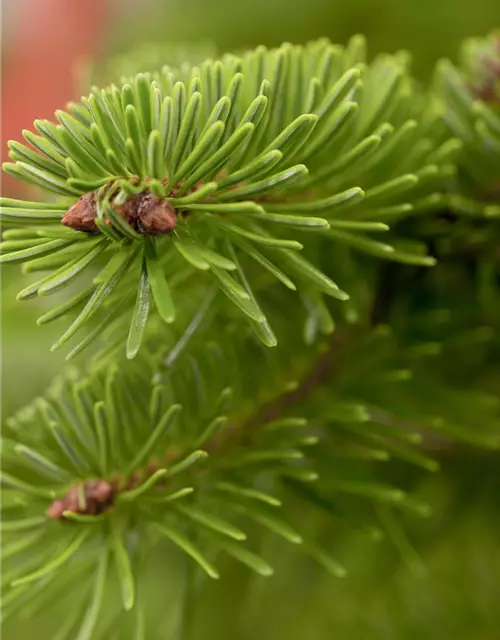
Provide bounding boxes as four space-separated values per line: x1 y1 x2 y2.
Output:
1 270 65 419
196 455 500 640
4 455 500 639
107 0 500 80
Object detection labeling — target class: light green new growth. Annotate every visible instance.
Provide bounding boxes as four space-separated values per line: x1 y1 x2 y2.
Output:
436 30 500 216
1 36 450 359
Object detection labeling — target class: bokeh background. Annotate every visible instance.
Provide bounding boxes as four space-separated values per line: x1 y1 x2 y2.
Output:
2 1 500 638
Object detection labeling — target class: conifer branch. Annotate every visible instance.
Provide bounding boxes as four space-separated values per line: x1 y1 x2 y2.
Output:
2 32 500 640
1 36 450 358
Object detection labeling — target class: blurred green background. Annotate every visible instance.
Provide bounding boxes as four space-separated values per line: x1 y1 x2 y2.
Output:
106 0 500 80
2 0 500 638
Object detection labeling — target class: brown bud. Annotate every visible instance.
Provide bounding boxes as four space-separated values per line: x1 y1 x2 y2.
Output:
88 480 114 503
65 486 80 512
62 188 177 236
137 193 177 235
62 192 98 233
113 192 142 229
46 479 116 521
46 499 65 520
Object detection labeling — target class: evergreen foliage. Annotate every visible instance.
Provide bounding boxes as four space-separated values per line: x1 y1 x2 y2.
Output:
1 37 450 357
1 32 499 639
437 30 500 214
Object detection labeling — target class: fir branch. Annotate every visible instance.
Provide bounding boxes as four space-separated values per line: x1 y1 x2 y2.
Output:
1 36 452 357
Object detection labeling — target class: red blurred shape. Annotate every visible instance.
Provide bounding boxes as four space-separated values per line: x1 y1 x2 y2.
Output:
1 0 111 196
